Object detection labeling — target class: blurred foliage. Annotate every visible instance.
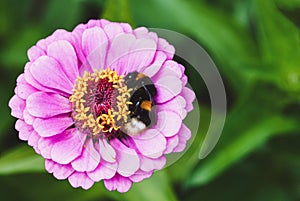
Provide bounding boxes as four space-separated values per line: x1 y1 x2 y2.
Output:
0 0 300 200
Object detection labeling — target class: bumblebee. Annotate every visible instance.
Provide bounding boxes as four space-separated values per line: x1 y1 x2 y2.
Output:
123 71 157 135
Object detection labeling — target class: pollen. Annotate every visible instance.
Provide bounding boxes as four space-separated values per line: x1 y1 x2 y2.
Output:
69 68 132 138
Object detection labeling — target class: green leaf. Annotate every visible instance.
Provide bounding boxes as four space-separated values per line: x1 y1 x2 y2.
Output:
42 0 83 31
253 0 300 65
252 0 300 93
129 0 260 91
0 0 34 38
0 85 14 140
57 170 178 201
186 116 298 188
121 171 178 201
102 0 134 26
0 26 43 68
185 114 299 188
0 173 112 201
275 0 300 29
166 106 210 183
184 80 300 188
0 145 44 175
275 0 300 8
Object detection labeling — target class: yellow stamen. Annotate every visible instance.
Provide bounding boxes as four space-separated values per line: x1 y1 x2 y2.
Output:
69 68 132 136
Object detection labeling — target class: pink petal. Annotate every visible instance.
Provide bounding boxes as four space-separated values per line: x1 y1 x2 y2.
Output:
157 95 187 119
181 74 188 86
68 172 94 190
180 87 195 112
15 119 33 141
37 29 73 52
120 23 132 33
33 115 73 137
71 24 87 66
9 95 25 119
38 136 61 159
132 129 166 158
23 108 35 125
129 170 153 182
106 33 134 73
16 73 25 83
110 139 140 177
36 39 47 52
140 156 166 172
45 159 74 180
71 139 100 172
103 23 124 40
98 139 116 163
155 76 182 103
104 175 132 193
26 92 71 118
78 61 93 76
153 60 182 81
157 38 175 59
133 27 148 36
24 62 57 93
47 40 79 84
154 110 182 137
51 129 86 164
141 51 167 77
99 19 110 27
28 131 41 147
82 27 108 70
30 56 73 94
88 161 117 181
164 135 179 154
15 74 38 99
107 33 156 75
133 27 158 42
32 144 41 154
173 124 192 152
86 19 103 28
27 45 45 62
178 64 185 75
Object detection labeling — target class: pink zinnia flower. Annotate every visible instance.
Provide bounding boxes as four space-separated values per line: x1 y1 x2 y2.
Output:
8 19 195 192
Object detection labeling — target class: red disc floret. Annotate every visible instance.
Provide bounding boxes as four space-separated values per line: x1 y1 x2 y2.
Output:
93 78 114 117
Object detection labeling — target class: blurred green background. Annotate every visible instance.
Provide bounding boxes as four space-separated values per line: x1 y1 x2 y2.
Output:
1 0 300 200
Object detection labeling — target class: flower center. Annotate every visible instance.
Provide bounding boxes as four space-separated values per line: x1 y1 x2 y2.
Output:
69 68 132 139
